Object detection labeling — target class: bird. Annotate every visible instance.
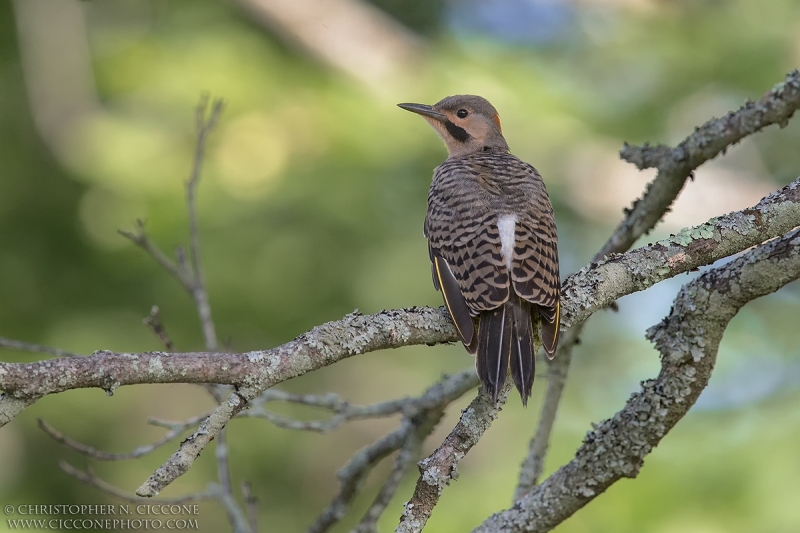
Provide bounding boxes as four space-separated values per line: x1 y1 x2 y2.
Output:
398 95 560 406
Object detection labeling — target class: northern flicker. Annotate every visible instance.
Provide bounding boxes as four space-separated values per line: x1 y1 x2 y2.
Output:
398 95 560 405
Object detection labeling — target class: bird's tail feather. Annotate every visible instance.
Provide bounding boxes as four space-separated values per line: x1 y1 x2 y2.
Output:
538 302 560 360
477 294 535 405
510 297 535 406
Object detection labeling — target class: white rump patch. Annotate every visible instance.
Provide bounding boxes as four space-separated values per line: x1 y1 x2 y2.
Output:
497 214 517 271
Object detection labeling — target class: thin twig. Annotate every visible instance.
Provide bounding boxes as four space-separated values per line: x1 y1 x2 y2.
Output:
353 427 424 533
514 338 574 499
309 422 414 533
0 337 82 358
144 305 174 351
242 482 259 533
118 220 195 293
60 461 215 504
63 460 251 533
39 416 206 461
181 98 245 529
214 428 252 533
307 371 477 533
187 96 224 352
244 371 477 433
216 428 233 493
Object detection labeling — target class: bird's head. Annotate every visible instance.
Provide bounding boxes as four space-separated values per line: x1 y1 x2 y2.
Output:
398 95 509 158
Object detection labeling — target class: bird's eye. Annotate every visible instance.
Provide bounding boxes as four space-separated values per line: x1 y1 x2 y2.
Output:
456 109 469 119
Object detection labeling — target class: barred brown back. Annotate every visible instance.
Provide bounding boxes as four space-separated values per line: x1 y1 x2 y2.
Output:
425 151 559 311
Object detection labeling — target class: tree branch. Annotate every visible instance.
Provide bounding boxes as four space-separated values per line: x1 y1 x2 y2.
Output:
0 337 82 358
395 382 512 533
60 462 215 504
243 370 477 433
187 96 223 352
517 70 800 497
514 337 575 499
0 307 457 401
473 226 800 532
308 370 478 532
1 175 797 435
608 69 800 257
39 415 206 460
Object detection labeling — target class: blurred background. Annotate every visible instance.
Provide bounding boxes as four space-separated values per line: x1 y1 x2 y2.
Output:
2 0 800 531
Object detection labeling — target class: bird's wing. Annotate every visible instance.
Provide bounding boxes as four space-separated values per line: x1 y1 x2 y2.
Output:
510 174 560 357
425 162 511 317
510 212 559 308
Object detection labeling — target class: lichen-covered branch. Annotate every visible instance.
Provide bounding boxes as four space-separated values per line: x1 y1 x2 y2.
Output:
3 174 797 406
1 177 798 440
0 307 458 402
607 69 800 257
136 390 251 497
473 227 800 533
561 176 800 329
395 382 512 533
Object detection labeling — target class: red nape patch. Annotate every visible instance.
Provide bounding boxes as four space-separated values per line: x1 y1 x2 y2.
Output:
492 114 502 132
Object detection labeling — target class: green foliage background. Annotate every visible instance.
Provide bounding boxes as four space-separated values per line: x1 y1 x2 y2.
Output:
1 1 800 531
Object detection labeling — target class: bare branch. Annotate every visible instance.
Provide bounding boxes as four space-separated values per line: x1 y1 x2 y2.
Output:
136 389 251 497
242 482 259 533
0 336 82 358
608 69 800 257
514 336 575 499
215 429 252 533
395 382 511 533
473 227 800 532
353 426 425 533
0 307 458 400
60 461 215 504
187 96 224 351
62 460 250 533
244 370 477 433
143 306 174 351
39 416 206 460
309 422 416 533
307 371 477 533
118 220 195 293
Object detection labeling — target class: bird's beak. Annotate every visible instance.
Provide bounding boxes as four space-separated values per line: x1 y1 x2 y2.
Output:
397 103 447 122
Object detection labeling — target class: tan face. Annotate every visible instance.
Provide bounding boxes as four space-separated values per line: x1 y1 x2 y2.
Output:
398 99 507 157
424 108 500 157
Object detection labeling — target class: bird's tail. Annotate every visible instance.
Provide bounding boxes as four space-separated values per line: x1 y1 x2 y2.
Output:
476 294 536 406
